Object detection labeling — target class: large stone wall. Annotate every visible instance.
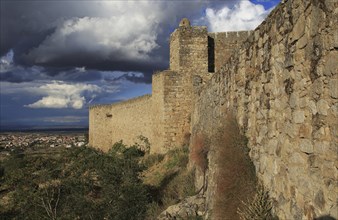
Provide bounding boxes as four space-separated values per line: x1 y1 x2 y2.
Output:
109 95 153 151
151 72 166 153
191 0 337 219
89 104 113 150
208 31 253 72
89 19 253 154
166 25 210 149
89 95 153 152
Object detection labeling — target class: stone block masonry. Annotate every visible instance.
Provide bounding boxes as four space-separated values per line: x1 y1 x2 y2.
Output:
90 19 248 153
89 95 153 152
89 104 112 150
90 0 337 218
208 31 253 72
191 0 337 219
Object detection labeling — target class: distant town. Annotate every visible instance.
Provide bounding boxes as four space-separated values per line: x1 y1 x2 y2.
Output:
0 132 88 151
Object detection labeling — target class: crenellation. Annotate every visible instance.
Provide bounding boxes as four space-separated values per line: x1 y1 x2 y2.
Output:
208 31 254 72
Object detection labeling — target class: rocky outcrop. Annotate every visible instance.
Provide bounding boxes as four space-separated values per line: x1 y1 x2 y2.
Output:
158 195 206 220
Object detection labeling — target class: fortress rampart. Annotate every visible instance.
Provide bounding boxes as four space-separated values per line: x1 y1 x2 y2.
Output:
89 21 250 153
89 0 337 218
191 0 337 218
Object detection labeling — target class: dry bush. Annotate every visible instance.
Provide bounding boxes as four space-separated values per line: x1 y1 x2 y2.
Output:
183 132 191 147
190 133 209 172
213 114 257 219
237 182 275 220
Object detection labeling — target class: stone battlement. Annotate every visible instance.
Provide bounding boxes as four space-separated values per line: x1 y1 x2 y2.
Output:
209 30 252 38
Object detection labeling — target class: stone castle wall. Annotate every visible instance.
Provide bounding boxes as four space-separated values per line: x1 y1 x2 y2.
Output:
89 23 248 152
166 25 209 149
191 0 337 219
151 72 166 153
89 95 153 152
89 2 337 217
89 104 112 150
208 31 253 72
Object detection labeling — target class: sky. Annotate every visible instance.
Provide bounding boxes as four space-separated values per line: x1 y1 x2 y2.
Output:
0 0 280 130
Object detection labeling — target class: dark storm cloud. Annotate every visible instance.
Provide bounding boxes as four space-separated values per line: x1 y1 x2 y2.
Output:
0 71 35 83
0 66 103 83
1 0 274 85
1 0 209 77
1 1 181 72
1 0 108 56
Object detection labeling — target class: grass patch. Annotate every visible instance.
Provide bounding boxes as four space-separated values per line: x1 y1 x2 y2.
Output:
141 146 196 220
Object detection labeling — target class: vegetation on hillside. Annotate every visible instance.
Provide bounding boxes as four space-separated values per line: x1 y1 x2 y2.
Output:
0 128 278 220
142 146 196 219
0 142 148 219
0 137 195 220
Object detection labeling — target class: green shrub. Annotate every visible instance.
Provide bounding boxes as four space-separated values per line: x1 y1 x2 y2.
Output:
142 153 165 168
0 145 148 220
143 146 195 220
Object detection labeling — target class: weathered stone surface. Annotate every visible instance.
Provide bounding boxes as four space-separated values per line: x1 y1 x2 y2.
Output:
290 14 305 43
317 99 330 116
289 92 299 108
323 52 338 76
157 195 206 220
293 110 305 123
329 79 338 99
314 190 325 210
299 139 313 154
299 123 313 138
312 79 324 95
297 35 308 49
289 152 308 165
308 100 318 115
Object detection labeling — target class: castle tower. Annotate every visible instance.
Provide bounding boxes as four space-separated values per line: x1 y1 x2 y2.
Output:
151 19 210 150
89 17 252 153
169 18 209 73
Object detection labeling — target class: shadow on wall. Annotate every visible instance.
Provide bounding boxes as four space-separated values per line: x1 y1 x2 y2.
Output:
315 216 337 220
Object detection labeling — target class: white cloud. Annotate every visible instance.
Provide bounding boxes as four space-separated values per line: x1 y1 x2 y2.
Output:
0 49 14 72
24 81 102 109
205 0 271 32
26 2 165 64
